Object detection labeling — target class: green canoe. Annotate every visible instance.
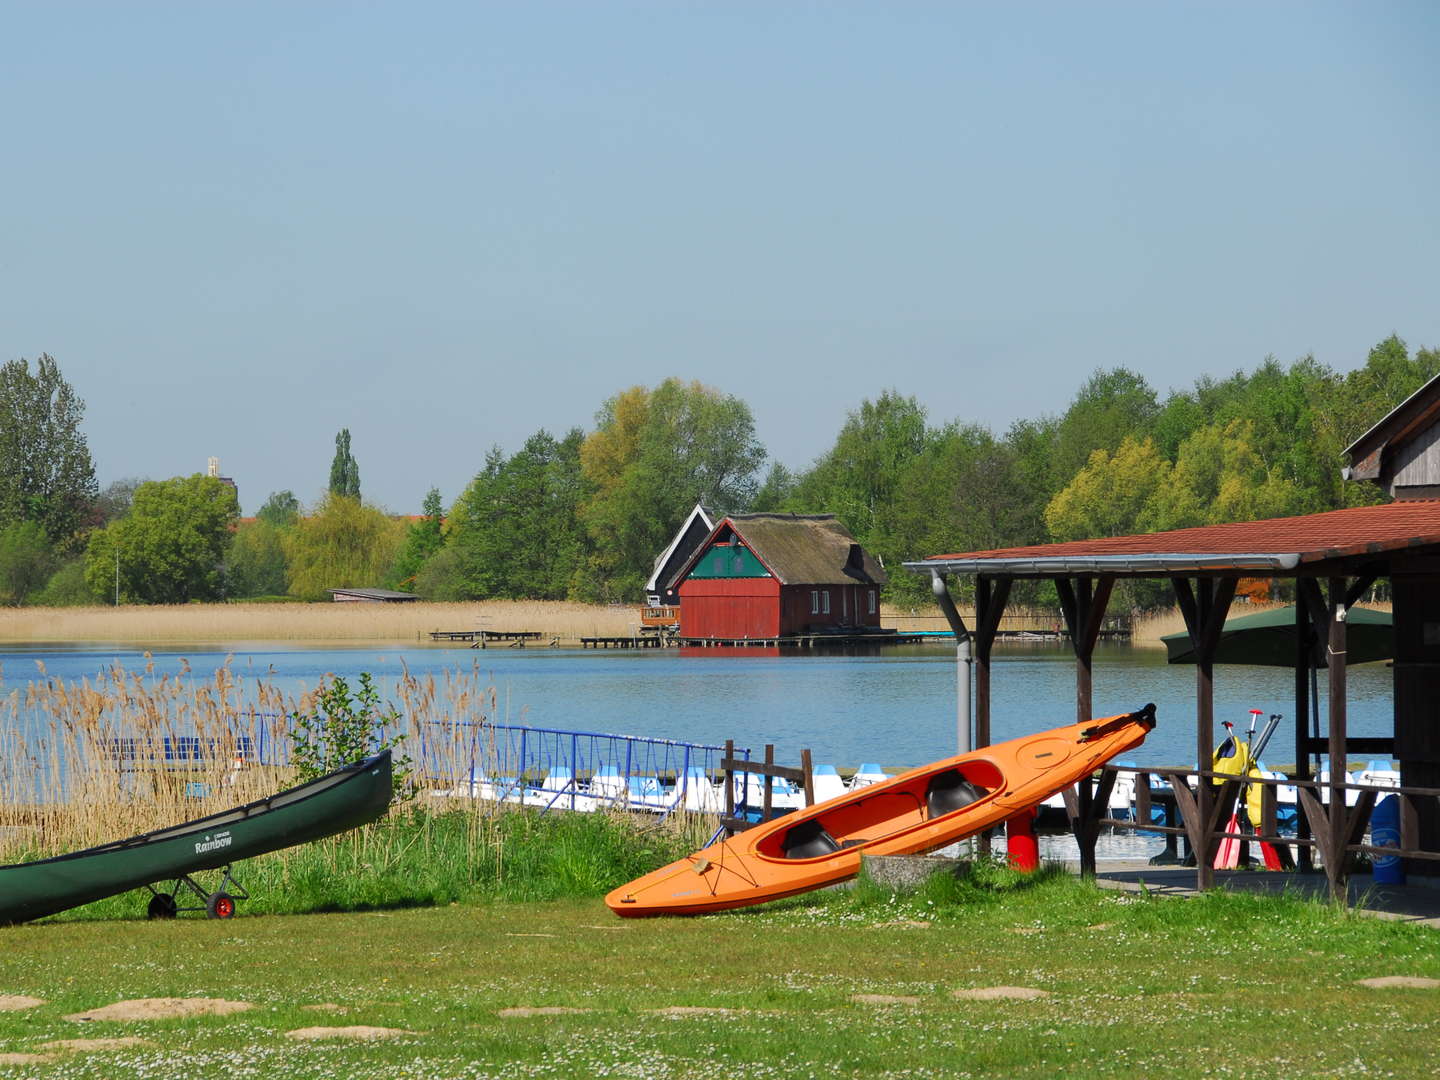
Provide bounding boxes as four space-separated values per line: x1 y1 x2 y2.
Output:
0 750 393 924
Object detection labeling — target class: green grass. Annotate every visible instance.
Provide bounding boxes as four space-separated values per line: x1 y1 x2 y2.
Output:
2 822 1439 1078
43 806 708 920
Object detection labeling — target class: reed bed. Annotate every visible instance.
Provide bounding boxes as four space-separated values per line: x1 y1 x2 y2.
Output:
0 659 708 898
0 600 643 644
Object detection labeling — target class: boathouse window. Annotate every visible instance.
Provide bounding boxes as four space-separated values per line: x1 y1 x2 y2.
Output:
822 591 831 615
868 590 876 615
811 590 820 614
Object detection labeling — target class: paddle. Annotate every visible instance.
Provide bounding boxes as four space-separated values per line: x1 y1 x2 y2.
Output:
1212 720 1245 870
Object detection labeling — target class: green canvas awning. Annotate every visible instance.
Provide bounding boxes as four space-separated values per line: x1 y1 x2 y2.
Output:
1161 604 1393 667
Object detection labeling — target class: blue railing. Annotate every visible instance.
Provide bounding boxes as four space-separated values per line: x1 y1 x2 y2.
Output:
413 721 745 818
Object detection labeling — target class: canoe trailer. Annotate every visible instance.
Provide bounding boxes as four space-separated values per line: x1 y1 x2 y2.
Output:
145 865 250 920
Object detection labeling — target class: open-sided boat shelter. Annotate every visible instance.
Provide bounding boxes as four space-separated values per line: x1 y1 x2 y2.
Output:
905 374 1440 900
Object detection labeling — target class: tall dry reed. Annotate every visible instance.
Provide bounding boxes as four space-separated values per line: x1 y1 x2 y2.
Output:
0 657 570 864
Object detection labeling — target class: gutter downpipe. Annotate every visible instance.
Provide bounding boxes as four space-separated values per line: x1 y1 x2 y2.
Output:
931 571 972 756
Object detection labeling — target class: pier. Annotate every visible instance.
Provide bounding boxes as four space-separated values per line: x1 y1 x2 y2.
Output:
428 629 553 648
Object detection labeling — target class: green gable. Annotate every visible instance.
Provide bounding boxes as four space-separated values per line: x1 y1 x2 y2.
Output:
687 541 771 579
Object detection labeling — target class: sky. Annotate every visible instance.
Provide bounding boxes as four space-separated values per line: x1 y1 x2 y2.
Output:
4 2 1438 515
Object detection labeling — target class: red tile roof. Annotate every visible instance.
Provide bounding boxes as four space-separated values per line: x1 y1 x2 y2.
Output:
917 500 1440 572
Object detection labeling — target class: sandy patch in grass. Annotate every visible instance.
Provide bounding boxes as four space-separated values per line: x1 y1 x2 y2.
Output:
0 996 45 1011
497 1007 592 1018
64 998 254 1022
650 1006 737 1016
1356 976 1440 989
850 994 922 1006
303 1003 347 1013
872 920 931 929
286 1026 415 1041
41 1037 153 1052
0 1053 58 1065
952 986 1051 1001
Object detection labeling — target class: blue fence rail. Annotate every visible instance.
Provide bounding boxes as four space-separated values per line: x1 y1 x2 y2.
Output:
413 722 746 818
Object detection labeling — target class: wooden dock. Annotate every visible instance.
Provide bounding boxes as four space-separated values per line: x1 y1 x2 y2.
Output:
677 632 926 648
428 629 554 648
580 635 668 649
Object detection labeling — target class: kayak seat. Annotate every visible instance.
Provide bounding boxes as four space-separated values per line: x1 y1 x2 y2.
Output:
781 819 841 859
926 771 988 818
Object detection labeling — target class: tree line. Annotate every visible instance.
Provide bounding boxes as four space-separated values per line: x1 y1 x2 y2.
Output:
1 336 1435 609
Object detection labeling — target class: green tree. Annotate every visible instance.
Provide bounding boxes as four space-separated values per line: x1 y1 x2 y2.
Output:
1146 419 1301 531
388 487 447 590
0 354 98 544
32 558 97 607
448 431 588 599
580 381 764 600
226 519 289 598
0 521 57 605
751 461 797 512
83 475 239 603
329 429 361 498
256 489 301 527
283 494 404 600
1051 368 1161 489
786 391 931 554
883 423 1042 603
1044 437 1174 542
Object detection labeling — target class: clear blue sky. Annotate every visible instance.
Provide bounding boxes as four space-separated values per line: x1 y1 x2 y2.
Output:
4 2 1437 514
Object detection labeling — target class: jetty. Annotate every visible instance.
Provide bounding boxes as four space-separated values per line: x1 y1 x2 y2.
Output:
428 629 553 648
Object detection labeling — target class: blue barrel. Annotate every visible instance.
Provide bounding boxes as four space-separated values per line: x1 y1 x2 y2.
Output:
1372 794 1405 885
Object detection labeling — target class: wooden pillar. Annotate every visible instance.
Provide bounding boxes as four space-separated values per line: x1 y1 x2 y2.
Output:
1055 575 1115 725
1326 578 1349 900
1055 575 1115 874
1173 576 1238 892
973 575 1011 751
1294 599 1315 873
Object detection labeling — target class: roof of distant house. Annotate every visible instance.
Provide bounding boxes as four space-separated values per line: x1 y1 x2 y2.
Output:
327 587 420 602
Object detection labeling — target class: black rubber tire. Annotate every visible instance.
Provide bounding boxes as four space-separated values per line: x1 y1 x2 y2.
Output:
147 893 178 920
205 892 236 919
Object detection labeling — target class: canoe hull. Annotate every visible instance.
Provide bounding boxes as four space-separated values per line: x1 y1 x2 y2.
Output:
606 707 1155 917
0 751 393 924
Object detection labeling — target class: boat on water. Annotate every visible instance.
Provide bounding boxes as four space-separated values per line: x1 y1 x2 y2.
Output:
0 750 393 924
606 705 1157 917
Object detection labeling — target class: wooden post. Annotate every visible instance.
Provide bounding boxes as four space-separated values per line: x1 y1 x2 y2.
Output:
800 748 815 807
762 744 775 822
1056 575 1115 727
1294 600 1314 872
1326 579 1349 900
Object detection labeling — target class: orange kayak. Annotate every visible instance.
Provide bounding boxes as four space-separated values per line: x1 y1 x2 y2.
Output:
606 704 1156 917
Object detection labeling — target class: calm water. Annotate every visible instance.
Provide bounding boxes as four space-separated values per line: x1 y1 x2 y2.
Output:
0 640 1398 771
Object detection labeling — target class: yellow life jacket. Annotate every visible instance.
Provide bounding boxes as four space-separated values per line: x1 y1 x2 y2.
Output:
1212 736 1265 826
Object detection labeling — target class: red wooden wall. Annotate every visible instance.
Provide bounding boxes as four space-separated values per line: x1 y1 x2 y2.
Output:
678 578 782 639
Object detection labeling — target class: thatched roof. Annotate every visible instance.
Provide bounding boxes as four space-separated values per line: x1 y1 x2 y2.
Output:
669 513 886 588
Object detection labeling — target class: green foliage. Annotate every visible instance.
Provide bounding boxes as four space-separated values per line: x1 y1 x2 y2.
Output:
750 461 797 512
580 380 765 600
447 431 589 600
31 557 98 607
1051 367 1161 487
785 390 932 572
328 428 361 498
0 353 98 544
282 493 405 600
83 475 239 604
226 519 289 598
387 486 447 590
0 520 57 605
289 672 408 791
256 489 300 527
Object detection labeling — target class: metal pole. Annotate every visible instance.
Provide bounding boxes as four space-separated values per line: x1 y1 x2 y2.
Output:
932 572 973 755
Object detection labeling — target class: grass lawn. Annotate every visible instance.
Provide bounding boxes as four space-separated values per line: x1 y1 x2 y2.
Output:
1 863 1438 1079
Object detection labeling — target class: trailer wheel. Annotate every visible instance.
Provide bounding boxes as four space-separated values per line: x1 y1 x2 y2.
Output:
205 892 236 919
147 893 178 920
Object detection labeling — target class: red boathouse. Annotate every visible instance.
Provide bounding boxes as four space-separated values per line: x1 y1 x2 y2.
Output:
670 514 886 641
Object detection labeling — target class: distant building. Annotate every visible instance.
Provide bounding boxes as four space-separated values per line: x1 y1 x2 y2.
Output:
328 588 419 603
645 503 713 607
207 456 239 506
668 514 886 640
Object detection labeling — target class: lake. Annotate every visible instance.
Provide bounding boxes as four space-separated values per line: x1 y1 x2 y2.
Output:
0 640 1398 771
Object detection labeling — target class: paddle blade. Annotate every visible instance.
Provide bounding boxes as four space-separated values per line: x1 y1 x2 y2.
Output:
1213 814 1241 870
1260 842 1284 871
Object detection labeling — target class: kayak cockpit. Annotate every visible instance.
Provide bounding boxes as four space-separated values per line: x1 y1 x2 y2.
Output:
764 760 1004 861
